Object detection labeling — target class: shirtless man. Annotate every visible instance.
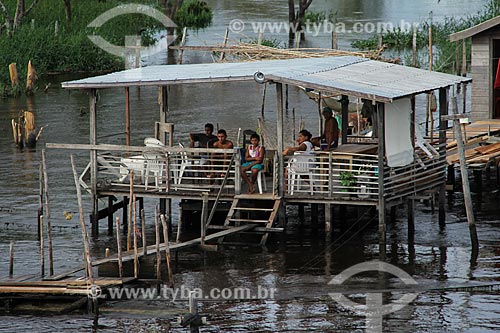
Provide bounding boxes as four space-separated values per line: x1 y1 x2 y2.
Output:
211 129 234 177
311 107 339 149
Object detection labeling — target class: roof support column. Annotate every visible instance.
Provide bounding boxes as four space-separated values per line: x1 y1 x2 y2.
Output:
276 82 286 225
438 87 449 228
89 88 98 236
376 101 386 259
341 95 349 145
125 87 130 146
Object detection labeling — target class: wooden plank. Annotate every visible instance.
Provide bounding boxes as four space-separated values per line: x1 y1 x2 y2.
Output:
227 218 270 223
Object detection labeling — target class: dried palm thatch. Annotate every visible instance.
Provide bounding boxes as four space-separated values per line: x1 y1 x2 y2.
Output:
170 40 398 63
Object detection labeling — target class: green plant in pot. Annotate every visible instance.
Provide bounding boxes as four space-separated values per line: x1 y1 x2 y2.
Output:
339 171 357 193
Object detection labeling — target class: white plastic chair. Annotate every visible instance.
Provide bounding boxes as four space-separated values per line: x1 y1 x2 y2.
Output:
287 156 315 195
144 137 165 148
245 169 267 194
143 150 165 191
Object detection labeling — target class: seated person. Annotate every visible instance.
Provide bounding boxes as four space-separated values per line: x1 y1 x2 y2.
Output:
189 123 216 148
211 129 234 177
240 134 265 194
282 129 314 156
311 107 339 149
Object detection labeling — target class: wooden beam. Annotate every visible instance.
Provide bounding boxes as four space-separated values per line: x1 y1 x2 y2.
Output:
377 102 386 258
440 113 471 121
438 87 449 227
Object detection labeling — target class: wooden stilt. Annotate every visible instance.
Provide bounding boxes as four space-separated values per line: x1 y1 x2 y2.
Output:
407 199 415 244
276 83 286 226
325 203 332 235
122 196 128 235
70 155 94 284
141 208 147 257
188 291 200 333
160 214 174 288
167 199 173 237
89 89 98 236
377 102 386 258
39 215 44 276
9 241 14 277
38 163 43 239
177 202 184 242
439 87 449 227
127 171 134 251
200 193 209 246
105 248 110 258
133 195 139 279
115 217 123 279
451 95 478 250
298 204 305 225
311 203 318 228
42 150 54 276
107 196 113 236
155 206 161 281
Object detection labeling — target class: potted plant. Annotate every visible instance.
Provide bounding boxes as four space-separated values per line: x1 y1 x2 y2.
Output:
339 171 357 193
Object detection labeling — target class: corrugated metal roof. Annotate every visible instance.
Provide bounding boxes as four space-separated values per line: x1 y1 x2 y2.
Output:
62 56 470 102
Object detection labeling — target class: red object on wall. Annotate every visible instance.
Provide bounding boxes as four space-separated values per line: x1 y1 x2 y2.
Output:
494 60 500 90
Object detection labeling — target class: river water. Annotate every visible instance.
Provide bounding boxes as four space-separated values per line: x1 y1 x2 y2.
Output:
1 0 499 332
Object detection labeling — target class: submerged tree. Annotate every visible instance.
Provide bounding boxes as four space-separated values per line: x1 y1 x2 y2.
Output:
288 0 314 45
0 0 41 34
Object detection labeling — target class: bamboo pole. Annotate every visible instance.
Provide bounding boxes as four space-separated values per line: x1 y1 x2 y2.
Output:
115 217 123 279
177 27 188 64
127 171 134 251
141 208 147 256
160 214 174 288
155 206 161 281
133 194 139 279
9 241 14 277
39 215 44 276
42 150 54 276
38 163 43 239
261 83 267 118
219 28 229 61
451 96 478 250
70 155 94 284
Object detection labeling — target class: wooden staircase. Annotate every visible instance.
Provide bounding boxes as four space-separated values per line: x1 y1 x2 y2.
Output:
208 194 282 246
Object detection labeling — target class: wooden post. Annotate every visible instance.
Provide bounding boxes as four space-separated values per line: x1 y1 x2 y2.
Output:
155 206 161 281
200 193 209 246
451 96 479 250
127 171 134 251
438 87 448 227
9 241 14 277
89 88 98 236
125 87 130 146
341 95 349 145
38 163 43 239
160 214 174 288
39 215 44 276
189 291 200 333
377 34 383 49
107 196 113 236
257 28 263 45
70 155 94 284
141 208 147 256
412 25 417 67
159 85 168 125
219 28 229 61
377 102 386 258
285 84 289 113
133 195 139 279
318 92 323 137
42 150 54 276
462 39 467 76
105 248 110 258
261 83 267 118
122 196 128 235
407 199 415 244
428 14 433 72
9 63 18 87
276 83 285 224
177 27 187 64
26 60 36 94
325 203 332 235
331 30 338 50
115 217 123 279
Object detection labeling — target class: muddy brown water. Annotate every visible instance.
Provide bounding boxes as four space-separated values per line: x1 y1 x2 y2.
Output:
1 0 499 332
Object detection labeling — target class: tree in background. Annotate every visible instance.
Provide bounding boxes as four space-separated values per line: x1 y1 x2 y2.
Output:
288 0 314 45
0 0 41 33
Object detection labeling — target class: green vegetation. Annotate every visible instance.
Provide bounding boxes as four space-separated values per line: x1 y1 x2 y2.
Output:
0 0 213 93
174 0 212 30
351 0 500 73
